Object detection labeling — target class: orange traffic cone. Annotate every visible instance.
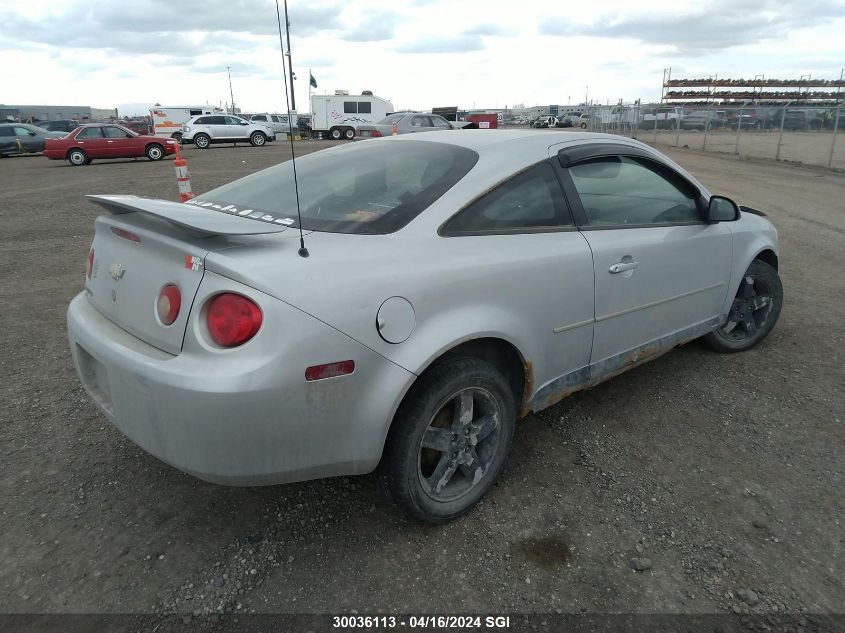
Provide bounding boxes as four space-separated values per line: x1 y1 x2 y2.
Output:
173 143 193 202
392 122 398 136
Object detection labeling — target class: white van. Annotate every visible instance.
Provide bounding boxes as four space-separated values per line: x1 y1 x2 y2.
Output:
311 93 394 140
150 106 223 139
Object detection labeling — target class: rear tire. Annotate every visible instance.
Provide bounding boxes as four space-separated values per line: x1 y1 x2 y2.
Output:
171 132 182 141
249 131 267 147
194 133 210 149
329 127 342 140
379 357 515 524
145 143 164 161
343 127 355 140
67 148 88 166
703 260 782 353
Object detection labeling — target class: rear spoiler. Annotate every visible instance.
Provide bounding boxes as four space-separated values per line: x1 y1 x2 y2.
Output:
87 195 290 236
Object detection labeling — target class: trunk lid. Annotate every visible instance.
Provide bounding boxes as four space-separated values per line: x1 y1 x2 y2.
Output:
85 195 293 355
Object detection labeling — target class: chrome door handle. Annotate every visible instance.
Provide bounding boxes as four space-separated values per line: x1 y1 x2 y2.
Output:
609 261 639 274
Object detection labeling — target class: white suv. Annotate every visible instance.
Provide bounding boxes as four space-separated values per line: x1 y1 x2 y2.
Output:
181 114 275 148
247 113 293 136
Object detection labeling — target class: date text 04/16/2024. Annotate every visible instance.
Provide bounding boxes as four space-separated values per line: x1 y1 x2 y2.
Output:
332 615 511 629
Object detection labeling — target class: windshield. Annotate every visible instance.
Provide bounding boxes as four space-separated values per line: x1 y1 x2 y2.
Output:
193 140 479 234
378 114 405 124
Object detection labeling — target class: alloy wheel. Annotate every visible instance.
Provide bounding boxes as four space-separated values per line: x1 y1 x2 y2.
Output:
417 387 502 502
720 274 774 341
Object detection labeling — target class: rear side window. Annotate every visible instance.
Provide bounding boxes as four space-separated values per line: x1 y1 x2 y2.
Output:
195 140 479 235
443 162 571 234
204 116 226 125
252 115 267 121
568 156 700 226
76 128 102 139
0 127 13 137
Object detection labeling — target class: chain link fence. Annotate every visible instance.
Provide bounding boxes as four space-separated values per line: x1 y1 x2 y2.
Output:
571 102 844 169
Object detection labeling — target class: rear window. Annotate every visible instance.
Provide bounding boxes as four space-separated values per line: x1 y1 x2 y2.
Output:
379 114 404 124
193 140 479 234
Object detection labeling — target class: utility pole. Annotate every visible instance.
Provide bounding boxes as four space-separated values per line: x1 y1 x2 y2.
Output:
226 66 235 114
283 0 296 111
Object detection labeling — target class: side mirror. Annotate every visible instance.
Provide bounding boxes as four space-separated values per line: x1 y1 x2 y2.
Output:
240 121 249 125
707 195 740 222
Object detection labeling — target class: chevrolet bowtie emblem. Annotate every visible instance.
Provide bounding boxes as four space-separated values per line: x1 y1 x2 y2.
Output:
109 264 126 281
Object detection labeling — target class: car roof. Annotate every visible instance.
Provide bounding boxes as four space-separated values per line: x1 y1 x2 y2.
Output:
379 129 627 154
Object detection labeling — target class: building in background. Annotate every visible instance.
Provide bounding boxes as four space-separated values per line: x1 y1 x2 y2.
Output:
0 104 117 123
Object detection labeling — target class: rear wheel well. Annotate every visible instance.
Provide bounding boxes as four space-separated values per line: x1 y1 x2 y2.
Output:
754 249 778 271
424 338 528 418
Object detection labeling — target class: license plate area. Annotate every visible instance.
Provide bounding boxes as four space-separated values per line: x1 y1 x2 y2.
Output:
76 345 114 416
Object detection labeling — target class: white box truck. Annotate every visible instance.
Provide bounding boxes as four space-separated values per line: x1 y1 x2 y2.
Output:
150 105 223 139
311 92 394 140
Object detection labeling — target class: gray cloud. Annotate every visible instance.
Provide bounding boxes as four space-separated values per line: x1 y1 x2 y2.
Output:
395 35 484 54
0 0 342 61
539 0 845 55
462 23 515 36
340 11 401 42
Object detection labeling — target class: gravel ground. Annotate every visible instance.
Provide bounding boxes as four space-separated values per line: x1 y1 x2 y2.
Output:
1 136 843 630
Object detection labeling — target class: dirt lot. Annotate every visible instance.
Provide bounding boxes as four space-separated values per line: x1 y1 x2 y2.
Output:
1 137 843 629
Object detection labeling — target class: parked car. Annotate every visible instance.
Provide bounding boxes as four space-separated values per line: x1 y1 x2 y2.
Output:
680 111 726 130
783 110 823 131
43 124 178 165
576 114 590 128
121 120 152 135
356 112 454 138
180 114 275 148
0 123 66 157
247 113 292 136
554 115 576 128
68 131 782 523
642 107 682 129
38 119 82 134
726 110 762 130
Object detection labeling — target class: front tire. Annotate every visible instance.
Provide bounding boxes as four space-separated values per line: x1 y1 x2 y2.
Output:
703 260 783 353
380 357 516 524
193 133 210 149
145 143 164 161
67 148 88 166
249 131 267 147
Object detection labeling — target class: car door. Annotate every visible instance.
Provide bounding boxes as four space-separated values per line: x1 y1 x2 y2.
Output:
558 151 732 374
224 115 246 140
101 126 136 157
13 126 41 152
74 127 110 157
440 160 595 408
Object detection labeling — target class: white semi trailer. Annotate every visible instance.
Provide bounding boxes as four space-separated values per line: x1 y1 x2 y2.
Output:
311 92 394 140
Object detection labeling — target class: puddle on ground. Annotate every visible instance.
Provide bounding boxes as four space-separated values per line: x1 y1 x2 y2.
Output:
514 535 571 571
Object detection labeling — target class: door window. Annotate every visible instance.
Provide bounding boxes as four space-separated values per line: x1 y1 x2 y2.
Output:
431 116 451 129
568 156 700 226
252 115 267 121
224 116 243 125
203 116 226 125
443 162 571 234
76 127 103 139
410 116 431 127
102 127 129 138
13 127 34 137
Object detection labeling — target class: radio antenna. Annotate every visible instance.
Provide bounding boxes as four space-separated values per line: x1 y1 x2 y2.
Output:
275 0 309 257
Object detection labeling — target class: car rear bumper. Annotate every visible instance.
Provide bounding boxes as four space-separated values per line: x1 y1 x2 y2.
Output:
67 280 415 486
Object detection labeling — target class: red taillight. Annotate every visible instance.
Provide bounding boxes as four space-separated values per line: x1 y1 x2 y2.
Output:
111 227 141 242
206 293 262 347
157 284 181 326
371 130 383 137
305 360 355 382
87 248 94 279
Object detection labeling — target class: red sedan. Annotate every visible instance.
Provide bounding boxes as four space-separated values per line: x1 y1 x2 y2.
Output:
44 124 177 166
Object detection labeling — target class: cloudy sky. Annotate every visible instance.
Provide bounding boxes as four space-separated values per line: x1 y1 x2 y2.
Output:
2 0 844 116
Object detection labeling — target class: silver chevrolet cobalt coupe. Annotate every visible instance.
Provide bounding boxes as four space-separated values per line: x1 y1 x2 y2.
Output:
68 130 782 523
